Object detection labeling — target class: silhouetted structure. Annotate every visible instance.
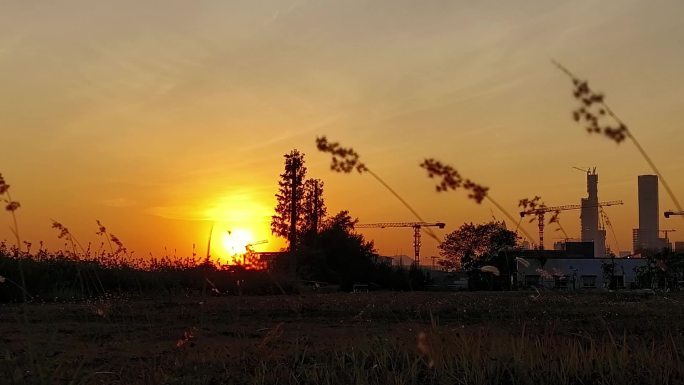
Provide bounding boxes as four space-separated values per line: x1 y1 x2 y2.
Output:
675 242 684 253
580 168 607 257
354 222 445 265
520 199 621 251
635 175 661 252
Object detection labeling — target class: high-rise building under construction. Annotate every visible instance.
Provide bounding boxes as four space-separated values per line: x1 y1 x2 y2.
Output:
580 169 607 257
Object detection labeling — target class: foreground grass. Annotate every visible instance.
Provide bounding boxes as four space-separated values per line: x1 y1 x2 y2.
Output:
1 292 682 384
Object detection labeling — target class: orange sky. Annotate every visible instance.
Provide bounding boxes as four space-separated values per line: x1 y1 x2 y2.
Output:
1 1 684 263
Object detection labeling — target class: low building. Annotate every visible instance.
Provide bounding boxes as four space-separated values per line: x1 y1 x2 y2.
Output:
675 242 684 253
517 254 646 290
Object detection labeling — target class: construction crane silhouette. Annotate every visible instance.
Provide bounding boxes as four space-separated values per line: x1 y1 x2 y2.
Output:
600 207 620 254
245 239 268 252
664 210 684 218
520 201 623 250
241 240 268 265
354 222 446 265
572 166 597 175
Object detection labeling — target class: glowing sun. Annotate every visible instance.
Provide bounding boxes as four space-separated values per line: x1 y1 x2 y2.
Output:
221 228 254 256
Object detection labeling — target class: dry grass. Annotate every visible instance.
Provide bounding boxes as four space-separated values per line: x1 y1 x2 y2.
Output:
1 292 682 384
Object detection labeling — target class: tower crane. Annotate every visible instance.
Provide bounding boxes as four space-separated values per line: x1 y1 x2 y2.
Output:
520 200 623 250
572 166 597 175
245 239 268 252
664 211 684 218
354 222 446 265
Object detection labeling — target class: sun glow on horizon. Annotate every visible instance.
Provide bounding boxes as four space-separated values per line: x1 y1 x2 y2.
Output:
197 192 285 265
221 228 254 258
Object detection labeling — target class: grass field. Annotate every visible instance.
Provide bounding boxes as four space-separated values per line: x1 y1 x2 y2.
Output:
1 291 683 384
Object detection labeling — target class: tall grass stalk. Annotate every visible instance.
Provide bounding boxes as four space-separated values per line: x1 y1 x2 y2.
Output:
316 136 440 243
420 159 536 244
52 220 108 298
485 195 536 243
3 189 27 303
0 175 26 301
0 174 47 383
554 61 683 222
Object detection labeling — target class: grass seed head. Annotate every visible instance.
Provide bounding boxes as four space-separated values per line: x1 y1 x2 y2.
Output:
5 201 20 212
0 174 9 195
555 61 629 144
96 220 107 235
519 196 561 224
51 221 71 239
315 136 368 173
420 159 488 203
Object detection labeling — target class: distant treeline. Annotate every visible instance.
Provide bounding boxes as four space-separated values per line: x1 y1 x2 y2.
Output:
0 244 430 303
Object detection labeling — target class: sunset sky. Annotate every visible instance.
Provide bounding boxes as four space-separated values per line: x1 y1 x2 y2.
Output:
1 0 683 262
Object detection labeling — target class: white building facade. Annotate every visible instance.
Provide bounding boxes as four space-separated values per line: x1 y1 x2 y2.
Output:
518 257 647 290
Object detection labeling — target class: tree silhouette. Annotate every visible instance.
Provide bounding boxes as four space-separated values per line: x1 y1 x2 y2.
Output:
271 150 307 252
438 221 518 272
301 178 327 245
315 211 378 290
271 151 328 254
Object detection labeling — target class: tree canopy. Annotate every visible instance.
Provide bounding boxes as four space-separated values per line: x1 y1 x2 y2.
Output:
271 150 326 252
438 221 518 272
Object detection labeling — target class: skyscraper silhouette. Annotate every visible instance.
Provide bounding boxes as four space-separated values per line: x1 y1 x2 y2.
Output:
637 175 659 251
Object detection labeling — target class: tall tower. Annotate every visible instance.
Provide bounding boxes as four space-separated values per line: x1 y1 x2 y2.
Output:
580 169 606 257
637 175 659 251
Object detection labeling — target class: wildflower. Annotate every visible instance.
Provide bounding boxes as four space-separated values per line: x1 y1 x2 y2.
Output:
480 265 500 276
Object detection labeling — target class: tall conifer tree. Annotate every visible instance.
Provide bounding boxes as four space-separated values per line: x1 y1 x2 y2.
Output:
271 150 307 251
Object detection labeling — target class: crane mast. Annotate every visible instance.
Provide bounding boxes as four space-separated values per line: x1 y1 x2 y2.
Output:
354 222 445 265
